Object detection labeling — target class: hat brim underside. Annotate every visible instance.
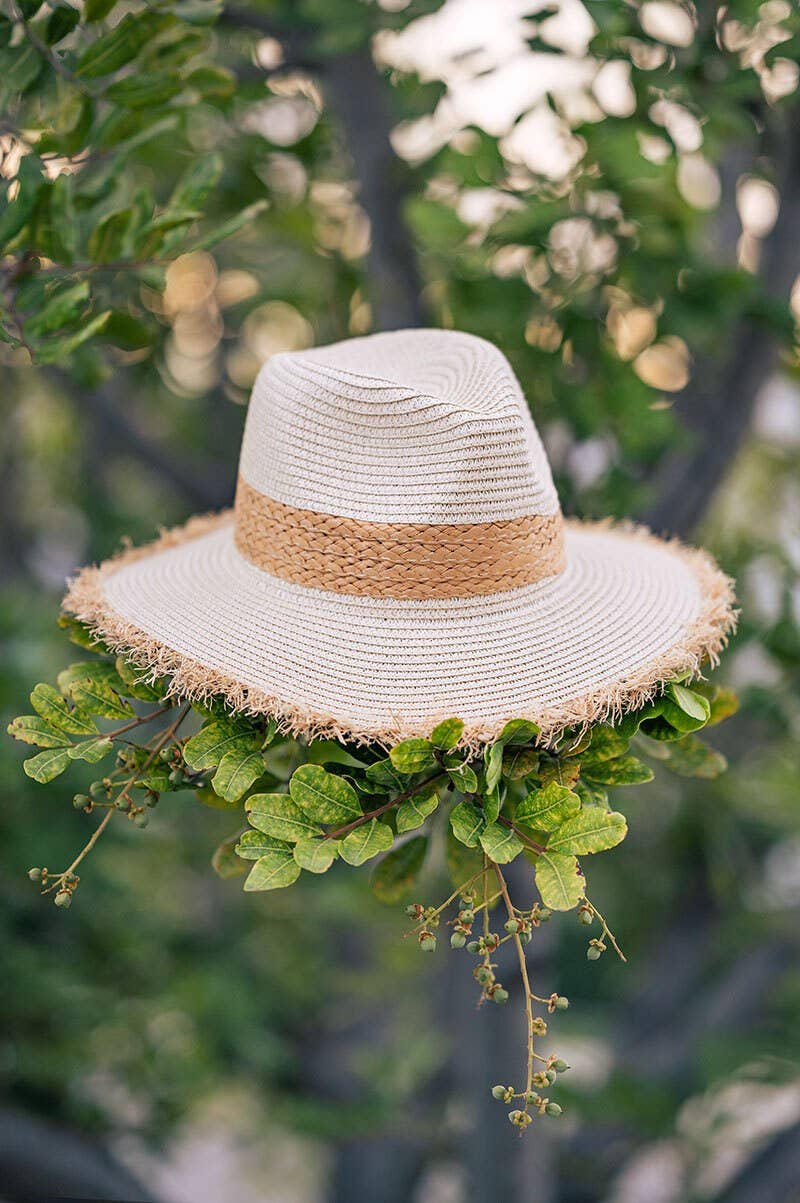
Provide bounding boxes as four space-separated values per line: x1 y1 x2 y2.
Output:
63 513 736 748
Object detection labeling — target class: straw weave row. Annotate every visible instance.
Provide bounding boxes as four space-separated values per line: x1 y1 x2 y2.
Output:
240 330 560 524
233 476 565 599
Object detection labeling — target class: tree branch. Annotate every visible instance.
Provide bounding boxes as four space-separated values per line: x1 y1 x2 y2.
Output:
642 104 800 536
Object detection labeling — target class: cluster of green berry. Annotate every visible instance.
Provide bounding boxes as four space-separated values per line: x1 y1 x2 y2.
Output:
27 866 77 908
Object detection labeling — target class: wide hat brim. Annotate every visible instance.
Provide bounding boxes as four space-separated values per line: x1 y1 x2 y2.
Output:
63 511 736 748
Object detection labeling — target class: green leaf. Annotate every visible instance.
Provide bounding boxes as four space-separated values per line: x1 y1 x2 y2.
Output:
583 755 654 786
446 762 478 793
516 783 580 833
211 832 247 878
45 4 80 44
7 715 71 749
483 785 501 825
498 718 539 745
26 281 90 337
5 42 42 94
0 157 40 251
538 757 581 788
35 310 112 362
479 822 523 864
243 850 301 891
615 700 663 738
396 789 439 833
166 0 222 24
502 745 539 780
668 683 712 723
84 0 117 20
547 810 627 855
449 800 484 847
182 200 268 253
246 793 322 842
364 757 406 792
584 726 630 764
656 736 727 779
211 748 265 803
105 71 183 108
76 11 166 78
535 852 585 911
184 720 258 771
235 829 290 860
339 819 394 866
389 738 437 774
289 764 361 825
31 683 98 734
169 151 223 212
483 741 504 792
23 747 72 783
68 736 113 763
445 826 483 890
185 64 236 98
371 836 428 903
88 209 134 264
293 837 339 873
430 717 464 750
69 677 134 720
303 741 368 769
195 786 241 811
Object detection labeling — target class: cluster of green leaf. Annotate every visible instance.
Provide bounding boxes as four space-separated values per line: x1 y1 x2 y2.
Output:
6 618 737 1120
0 0 268 365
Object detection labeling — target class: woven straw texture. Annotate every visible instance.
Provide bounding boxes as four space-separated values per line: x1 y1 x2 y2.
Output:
62 328 737 747
233 476 565 599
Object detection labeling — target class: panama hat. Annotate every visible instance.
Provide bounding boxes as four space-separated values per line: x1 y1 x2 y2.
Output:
64 329 736 747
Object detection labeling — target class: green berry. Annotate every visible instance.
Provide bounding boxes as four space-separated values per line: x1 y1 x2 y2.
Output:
555 995 569 1010
466 940 480 954
546 1070 557 1085
89 780 106 800
578 909 593 926
54 890 72 909
450 931 467 949
159 747 172 762
587 944 602 960
475 965 492 985
405 904 419 917
460 895 473 909
419 932 437 952
132 811 149 828
492 987 509 1004
519 929 532 945
525 1091 539 1106
508 1110 524 1126
491 1085 507 1100
545 1102 563 1117
459 908 475 923
28 867 41 882
553 1059 570 1073
168 769 184 786
504 918 521 933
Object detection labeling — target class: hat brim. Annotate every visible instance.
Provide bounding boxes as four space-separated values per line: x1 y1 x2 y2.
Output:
63 513 736 748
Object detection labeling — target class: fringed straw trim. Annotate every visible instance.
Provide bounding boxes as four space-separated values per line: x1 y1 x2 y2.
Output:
62 513 738 751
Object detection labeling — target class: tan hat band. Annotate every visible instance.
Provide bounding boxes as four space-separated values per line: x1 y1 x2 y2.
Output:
234 475 565 600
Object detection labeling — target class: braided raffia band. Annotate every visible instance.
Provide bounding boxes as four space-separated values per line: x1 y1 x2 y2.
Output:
234 475 566 600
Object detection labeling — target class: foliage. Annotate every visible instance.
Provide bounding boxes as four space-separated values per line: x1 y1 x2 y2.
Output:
7 618 737 1126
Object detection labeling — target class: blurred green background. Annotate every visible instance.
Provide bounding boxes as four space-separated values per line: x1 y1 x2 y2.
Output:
2 1 800 1199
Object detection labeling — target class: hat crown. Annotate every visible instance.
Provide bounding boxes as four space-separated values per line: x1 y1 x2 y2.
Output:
238 329 560 525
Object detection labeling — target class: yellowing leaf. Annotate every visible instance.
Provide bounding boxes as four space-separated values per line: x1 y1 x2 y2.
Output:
244 850 301 891
396 790 439 833
293 837 339 873
339 819 393 866
246 793 322 842
289 764 361 825
516 783 580 832
547 810 627 855
535 852 585 911
479 822 523 864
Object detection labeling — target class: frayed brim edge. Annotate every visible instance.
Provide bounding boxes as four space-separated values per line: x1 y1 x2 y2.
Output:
62 512 738 751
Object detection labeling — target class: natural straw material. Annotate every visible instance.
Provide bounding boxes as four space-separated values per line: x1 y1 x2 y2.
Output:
62 329 738 749
63 514 736 749
234 476 565 599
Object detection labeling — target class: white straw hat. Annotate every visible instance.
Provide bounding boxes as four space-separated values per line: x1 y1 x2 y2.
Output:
64 329 736 747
